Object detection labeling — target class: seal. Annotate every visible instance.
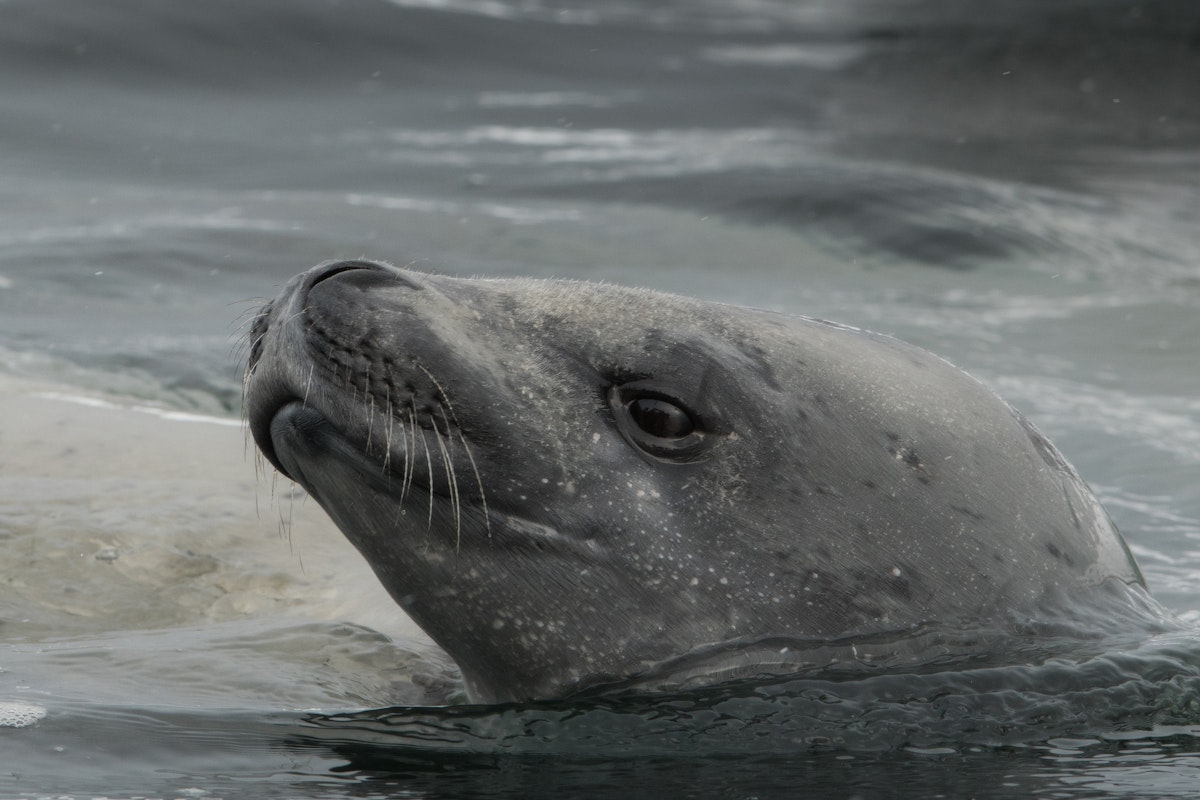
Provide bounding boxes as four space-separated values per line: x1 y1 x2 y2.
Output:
244 259 1157 704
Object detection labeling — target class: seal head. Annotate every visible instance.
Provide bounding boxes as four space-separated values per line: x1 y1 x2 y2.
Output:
245 260 1149 703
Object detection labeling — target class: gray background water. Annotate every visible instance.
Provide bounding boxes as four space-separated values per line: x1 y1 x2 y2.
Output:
2 0 1199 797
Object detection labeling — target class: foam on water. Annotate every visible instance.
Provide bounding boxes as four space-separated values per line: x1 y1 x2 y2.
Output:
0 701 48 729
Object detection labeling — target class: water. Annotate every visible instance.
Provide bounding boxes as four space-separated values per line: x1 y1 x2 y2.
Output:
2 0 1199 796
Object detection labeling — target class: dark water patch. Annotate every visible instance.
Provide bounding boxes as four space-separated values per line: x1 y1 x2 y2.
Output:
7 633 1200 798
0 704 360 799
283 736 1200 800
301 635 1200 761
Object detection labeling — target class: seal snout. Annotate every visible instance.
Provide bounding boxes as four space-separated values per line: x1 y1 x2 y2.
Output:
245 259 431 482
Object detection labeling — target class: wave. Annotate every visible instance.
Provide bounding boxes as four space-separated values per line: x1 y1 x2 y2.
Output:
3 0 1196 93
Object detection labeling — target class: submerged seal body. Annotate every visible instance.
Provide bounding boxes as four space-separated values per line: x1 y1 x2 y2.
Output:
245 260 1155 704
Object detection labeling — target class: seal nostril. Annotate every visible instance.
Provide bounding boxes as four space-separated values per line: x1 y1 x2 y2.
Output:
306 260 423 292
308 259 388 288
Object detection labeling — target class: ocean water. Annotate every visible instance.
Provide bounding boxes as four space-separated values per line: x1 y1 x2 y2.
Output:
2 0 1199 797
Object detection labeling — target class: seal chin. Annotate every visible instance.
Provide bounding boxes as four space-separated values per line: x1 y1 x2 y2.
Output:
267 400 414 501
245 378 307 479
268 401 331 485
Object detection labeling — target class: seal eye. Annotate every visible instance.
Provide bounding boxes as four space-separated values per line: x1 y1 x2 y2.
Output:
606 382 716 462
627 397 694 439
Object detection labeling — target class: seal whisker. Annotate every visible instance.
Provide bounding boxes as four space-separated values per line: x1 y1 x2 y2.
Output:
457 428 492 539
433 407 462 551
228 305 268 358
302 363 315 408
411 397 436 532
415 363 461 426
242 328 268 375
417 362 489 539
390 404 414 532
230 300 267 328
364 370 376 454
250 436 264 482
241 366 256 426
289 307 311 325
241 358 255 396
420 427 435 534
269 470 290 544
229 295 267 310
284 481 297 548
274 307 310 332
230 307 265 328
400 405 417 509
230 332 251 364
382 383 394 475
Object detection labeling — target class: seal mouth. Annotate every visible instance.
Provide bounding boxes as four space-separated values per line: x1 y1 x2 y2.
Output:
244 264 466 482
245 384 303 480
262 398 479 509
267 400 331 486
267 400 416 498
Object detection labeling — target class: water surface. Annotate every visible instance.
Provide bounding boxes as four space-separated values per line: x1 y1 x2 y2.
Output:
2 0 1199 797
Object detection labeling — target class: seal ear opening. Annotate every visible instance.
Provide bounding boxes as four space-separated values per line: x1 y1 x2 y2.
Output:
607 383 718 463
